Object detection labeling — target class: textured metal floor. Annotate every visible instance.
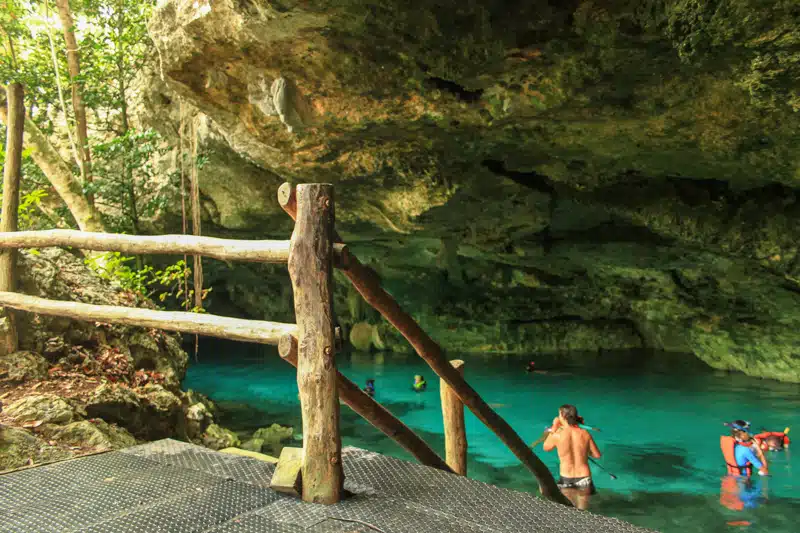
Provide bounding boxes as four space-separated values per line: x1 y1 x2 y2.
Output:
0 439 657 532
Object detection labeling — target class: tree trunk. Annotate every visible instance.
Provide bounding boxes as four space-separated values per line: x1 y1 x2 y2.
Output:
0 85 103 233
0 83 24 354
278 334 452 473
441 359 467 475
55 0 92 203
287 183 343 505
116 2 137 235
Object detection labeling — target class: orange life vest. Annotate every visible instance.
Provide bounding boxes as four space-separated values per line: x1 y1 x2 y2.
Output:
754 431 790 449
721 436 752 477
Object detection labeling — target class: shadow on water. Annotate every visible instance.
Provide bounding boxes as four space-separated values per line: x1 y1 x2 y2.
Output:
607 443 694 480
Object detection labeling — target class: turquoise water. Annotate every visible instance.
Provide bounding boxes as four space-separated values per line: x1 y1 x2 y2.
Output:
185 340 800 533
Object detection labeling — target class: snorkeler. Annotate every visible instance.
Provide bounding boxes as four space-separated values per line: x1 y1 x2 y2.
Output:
412 375 427 392
754 428 790 451
364 379 375 397
721 420 769 477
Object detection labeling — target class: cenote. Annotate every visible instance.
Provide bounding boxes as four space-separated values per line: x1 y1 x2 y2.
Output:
186 339 800 533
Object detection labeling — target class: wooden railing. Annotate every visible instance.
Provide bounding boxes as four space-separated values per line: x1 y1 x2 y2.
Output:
1 84 569 506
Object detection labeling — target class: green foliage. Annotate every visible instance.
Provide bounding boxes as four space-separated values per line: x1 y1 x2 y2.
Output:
17 188 48 228
85 252 211 312
2 0 172 231
0 187 48 229
88 128 178 234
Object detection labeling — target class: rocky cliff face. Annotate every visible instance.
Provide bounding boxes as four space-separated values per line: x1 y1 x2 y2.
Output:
0 249 235 470
142 0 800 381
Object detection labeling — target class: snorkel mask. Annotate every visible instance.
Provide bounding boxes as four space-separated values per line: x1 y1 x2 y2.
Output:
724 420 754 442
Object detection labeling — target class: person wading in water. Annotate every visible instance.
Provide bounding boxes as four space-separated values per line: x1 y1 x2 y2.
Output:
543 404 601 510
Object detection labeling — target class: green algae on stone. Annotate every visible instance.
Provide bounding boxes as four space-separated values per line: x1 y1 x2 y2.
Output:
5 395 80 426
0 426 69 471
52 420 137 450
203 423 241 450
0 351 49 382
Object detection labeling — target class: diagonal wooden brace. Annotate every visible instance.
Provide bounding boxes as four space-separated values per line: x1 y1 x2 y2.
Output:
278 334 452 473
277 182 571 506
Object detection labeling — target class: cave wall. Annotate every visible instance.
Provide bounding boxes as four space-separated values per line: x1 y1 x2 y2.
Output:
141 0 800 381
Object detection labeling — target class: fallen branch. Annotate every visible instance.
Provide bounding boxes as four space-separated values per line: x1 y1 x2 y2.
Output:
0 291 296 345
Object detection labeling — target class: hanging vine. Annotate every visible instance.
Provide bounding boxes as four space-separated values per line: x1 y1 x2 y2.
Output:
190 114 204 358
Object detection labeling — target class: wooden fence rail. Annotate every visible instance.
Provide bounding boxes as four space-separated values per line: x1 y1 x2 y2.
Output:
0 291 297 345
0 172 572 506
278 182 571 506
0 229 347 265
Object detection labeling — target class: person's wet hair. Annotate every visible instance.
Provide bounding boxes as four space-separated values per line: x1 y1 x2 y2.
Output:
559 404 580 426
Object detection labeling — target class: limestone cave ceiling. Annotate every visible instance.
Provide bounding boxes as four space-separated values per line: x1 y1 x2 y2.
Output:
141 0 800 381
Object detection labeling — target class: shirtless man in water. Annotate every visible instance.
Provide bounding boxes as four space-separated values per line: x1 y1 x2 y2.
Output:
543 404 601 509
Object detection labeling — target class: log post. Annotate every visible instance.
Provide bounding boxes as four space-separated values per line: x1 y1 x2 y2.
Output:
0 83 24 355
287 183 343 504
279 334 452 473
278 182 571 506
441 359 467 475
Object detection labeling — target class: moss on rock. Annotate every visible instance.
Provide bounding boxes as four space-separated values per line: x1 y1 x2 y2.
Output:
52 420 137 450
0 426 68 471
0 351 49 382
203 423 241 450
5 395 79 425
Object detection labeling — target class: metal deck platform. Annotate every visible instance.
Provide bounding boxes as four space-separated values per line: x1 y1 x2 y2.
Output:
0 439 656 532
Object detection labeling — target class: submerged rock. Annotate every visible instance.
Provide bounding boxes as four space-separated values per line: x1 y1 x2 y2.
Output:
0 351 49 382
